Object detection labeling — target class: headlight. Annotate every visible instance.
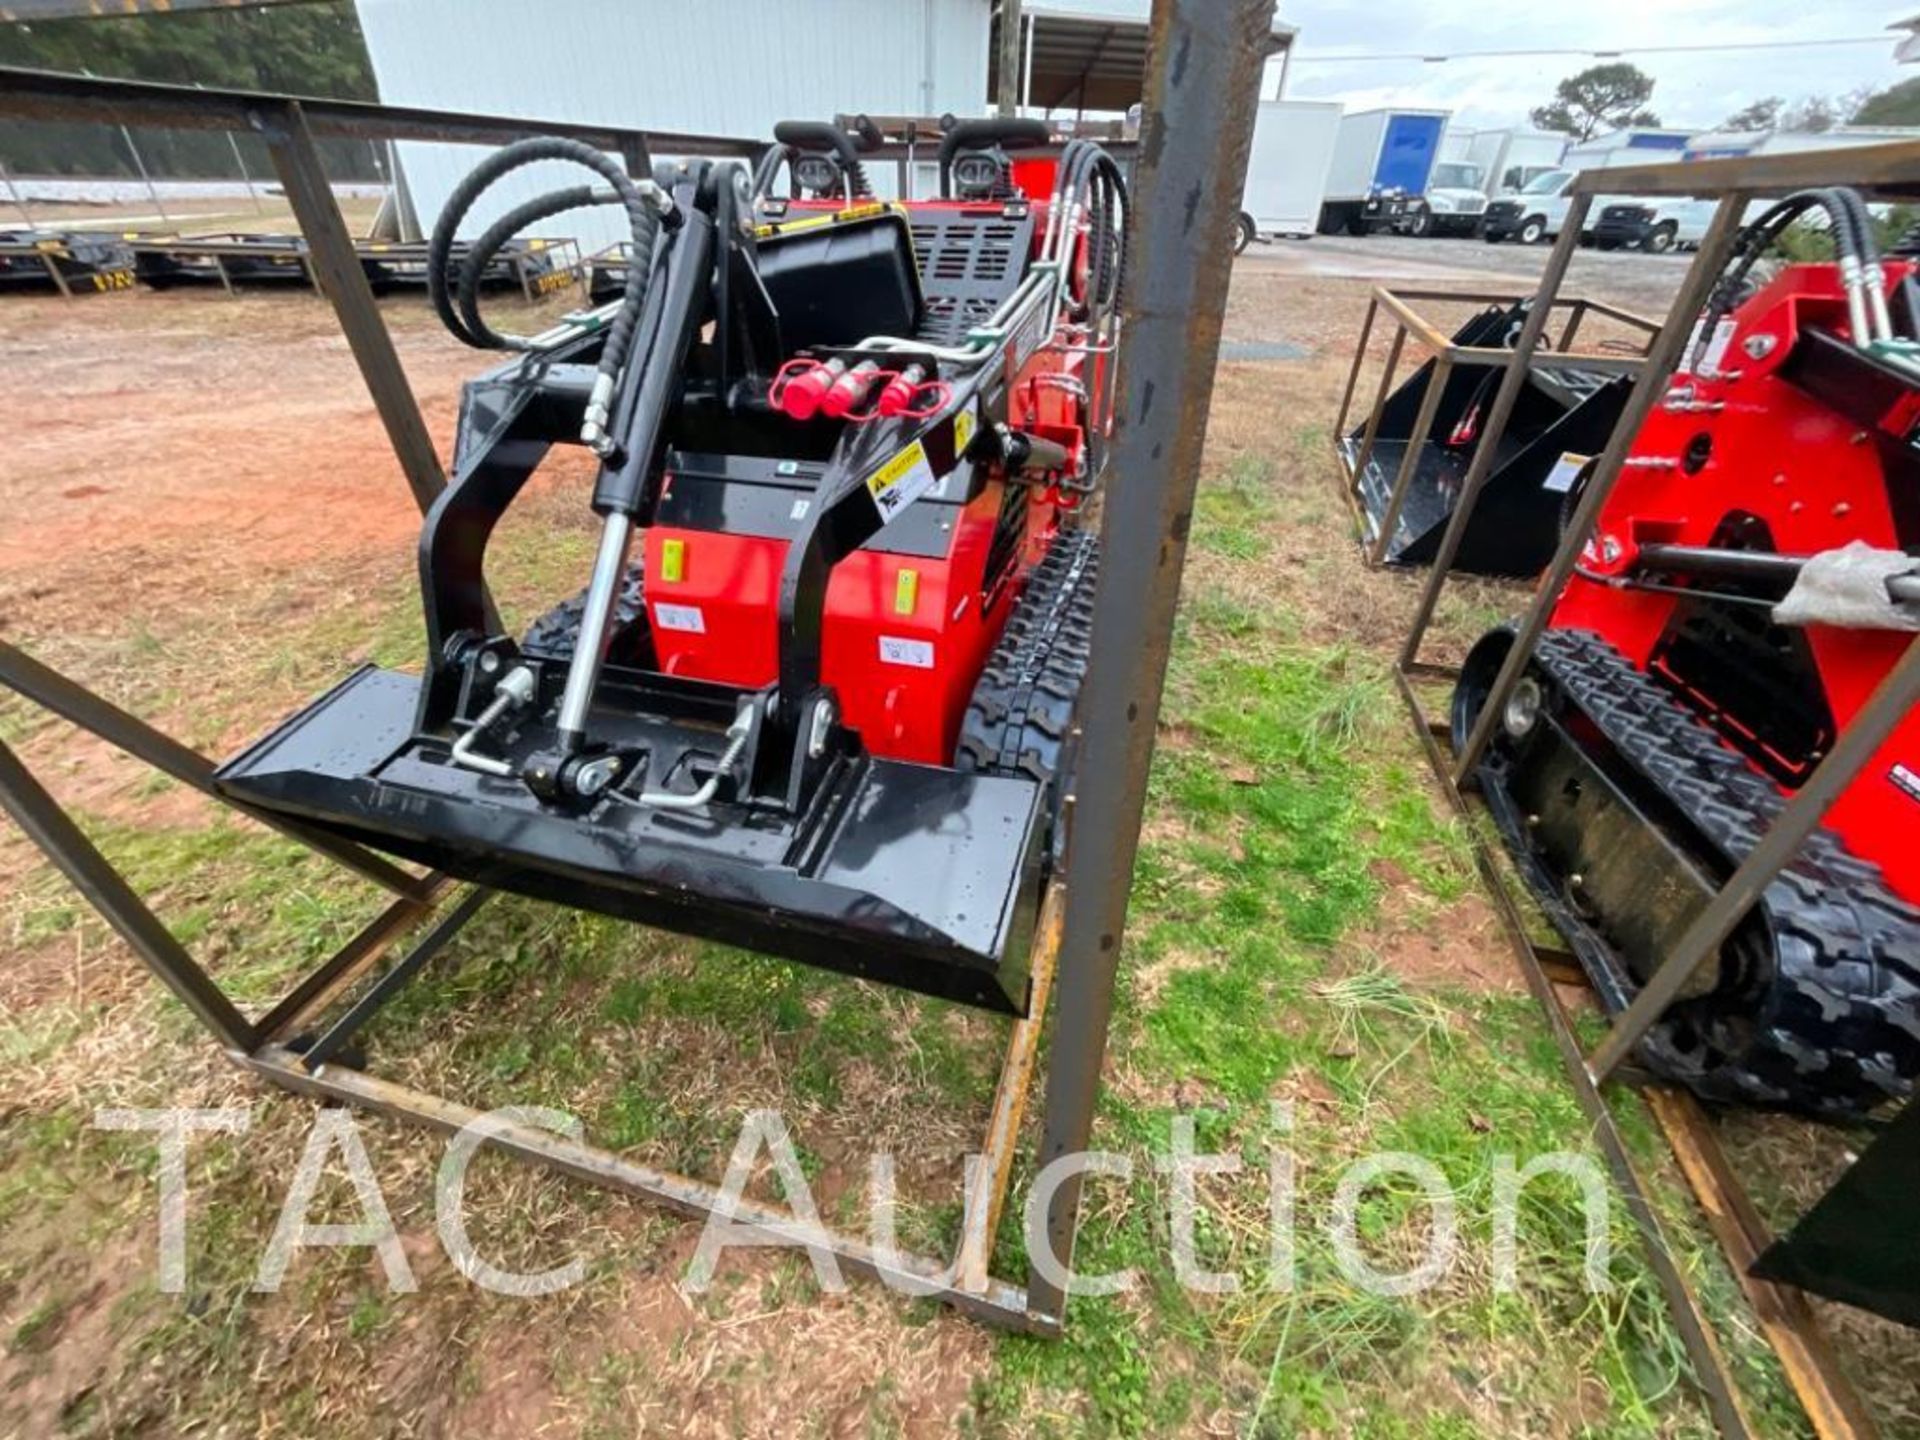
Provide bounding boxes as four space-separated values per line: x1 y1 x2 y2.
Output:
793 153 840 195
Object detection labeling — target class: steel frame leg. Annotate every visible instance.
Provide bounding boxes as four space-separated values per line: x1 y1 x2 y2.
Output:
1367 353 1452 565
251 99 448 517
1028 0 1275 1322
0 739 256 1053
1397 193 1595 671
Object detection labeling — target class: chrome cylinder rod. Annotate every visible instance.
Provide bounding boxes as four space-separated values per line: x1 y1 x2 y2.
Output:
554 512 634 753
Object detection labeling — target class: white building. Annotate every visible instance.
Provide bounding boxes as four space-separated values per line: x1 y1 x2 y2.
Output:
353 0 1295 246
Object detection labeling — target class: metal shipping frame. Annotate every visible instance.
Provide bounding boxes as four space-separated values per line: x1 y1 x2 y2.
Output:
0 1 1268 1339
1332 286 1659 566
1385 142 1920 1439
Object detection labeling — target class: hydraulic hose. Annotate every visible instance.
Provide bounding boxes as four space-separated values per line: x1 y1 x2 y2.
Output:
455 183 603 351
1689 189 1869 372
427 135 675 450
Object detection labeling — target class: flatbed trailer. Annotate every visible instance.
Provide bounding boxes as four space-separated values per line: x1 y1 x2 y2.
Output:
0 228 134 296
130 231 584 300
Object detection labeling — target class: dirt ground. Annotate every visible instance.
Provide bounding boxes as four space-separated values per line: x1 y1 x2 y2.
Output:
0 224 1912 1438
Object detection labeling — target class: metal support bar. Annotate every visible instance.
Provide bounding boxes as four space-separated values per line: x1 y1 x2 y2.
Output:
299 888 493 1069
1333 293 1378 436
226 129 267 215
1398 194 1592 669
0 65 760 158
1029 0 1274 1323
39 245 72 298
1348 323 1406 497
117 122 169 226
618 132 653 185
1368 353 1451 565
954 886 1062 1293
0 739 256 1053
242 1042 1049 1332
996 0 1024 117
256 876 455 1043
0 154 33 226
1587 638 1920 1082
1449 193 1752 779
1389 671 1753 1438
253 100 448 517
0 639 428 899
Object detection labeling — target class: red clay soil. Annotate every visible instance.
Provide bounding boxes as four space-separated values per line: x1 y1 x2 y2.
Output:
0 289 479 623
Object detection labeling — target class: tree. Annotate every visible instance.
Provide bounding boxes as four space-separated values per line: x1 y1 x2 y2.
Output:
0 1 378 179
1531 63 1661 142
1854 78 1920 126
1780 96 1837 134
1722 97 1782 132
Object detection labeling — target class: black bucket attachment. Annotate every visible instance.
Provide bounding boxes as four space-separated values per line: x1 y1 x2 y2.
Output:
1752 1096 1920 1328
216 664 1046 1015
1341 304 1632 576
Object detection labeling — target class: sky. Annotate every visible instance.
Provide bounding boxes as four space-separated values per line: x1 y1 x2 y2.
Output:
1275 0 1908 133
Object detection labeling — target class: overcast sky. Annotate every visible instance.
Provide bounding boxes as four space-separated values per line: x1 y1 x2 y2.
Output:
1276 0 1906 132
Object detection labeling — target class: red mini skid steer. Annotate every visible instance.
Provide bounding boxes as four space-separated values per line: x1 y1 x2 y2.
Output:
217 118 1125 1016
1455 188 1920 1117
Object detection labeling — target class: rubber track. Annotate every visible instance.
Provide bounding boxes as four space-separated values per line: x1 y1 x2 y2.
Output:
518 565 652 665
1531 629 1920 1116
955 531 1098 840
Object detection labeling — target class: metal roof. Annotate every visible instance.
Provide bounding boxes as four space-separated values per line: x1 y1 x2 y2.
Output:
992 2 1293 114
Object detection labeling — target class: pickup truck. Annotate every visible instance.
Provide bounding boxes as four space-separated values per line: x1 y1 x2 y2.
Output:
1482 169 1711 251
1590 198 1715 252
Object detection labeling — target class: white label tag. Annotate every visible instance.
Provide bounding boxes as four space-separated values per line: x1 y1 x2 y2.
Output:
789 498 811 520
1700 317 1738 374
653 602 706 634
1543 451 1590 494
878 635 934 669
1892 763 1920 806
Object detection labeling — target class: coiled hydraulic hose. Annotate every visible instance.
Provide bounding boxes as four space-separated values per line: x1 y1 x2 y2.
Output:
1688 188 1887 372
428 135 675 450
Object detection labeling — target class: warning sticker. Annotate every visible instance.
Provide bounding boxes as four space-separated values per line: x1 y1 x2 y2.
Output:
878 635 935 669
866 440 939 524
953 403 977 459
1543 451 1590 494
653 602 706 634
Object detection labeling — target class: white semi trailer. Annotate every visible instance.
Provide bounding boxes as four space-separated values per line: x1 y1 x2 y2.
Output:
1233 99 1343 251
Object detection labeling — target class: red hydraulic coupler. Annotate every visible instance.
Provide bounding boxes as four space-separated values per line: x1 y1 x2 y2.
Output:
770 357 845 421
875 364 952 421
877 364 928 417
819 360 882 419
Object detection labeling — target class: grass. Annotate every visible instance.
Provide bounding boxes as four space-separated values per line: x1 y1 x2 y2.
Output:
0 276 1880 1438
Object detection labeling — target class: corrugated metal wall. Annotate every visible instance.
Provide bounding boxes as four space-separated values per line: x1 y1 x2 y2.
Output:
355 0 990 252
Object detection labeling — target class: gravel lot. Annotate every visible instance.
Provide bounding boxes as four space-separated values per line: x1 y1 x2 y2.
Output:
1238 229 1693 316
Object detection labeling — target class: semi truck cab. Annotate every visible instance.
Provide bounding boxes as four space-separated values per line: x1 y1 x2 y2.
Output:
1408 161 1488 237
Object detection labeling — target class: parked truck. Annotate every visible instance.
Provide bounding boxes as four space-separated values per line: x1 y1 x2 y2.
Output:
1480 128 1699 247
1462 128 1566 197
1481 167 1713 250
1316 108 1448 236
1409 158 1489 236
1234 99 1343 252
